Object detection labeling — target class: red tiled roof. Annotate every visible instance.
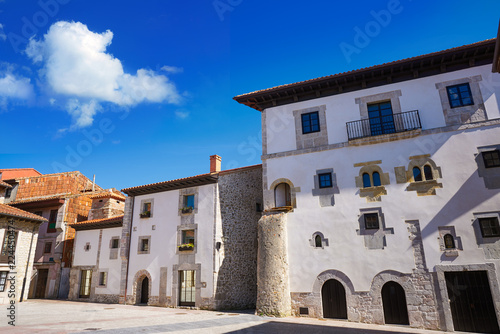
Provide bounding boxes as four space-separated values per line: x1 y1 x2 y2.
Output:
9 193 71 205
0 180 12 188
0 204 46 222
70 215 124 230
88 189 126 201
0 168 42 180
234 39 496 99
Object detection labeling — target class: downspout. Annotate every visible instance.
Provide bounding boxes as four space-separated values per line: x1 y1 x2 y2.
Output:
123 196 134 304
20 224 38 302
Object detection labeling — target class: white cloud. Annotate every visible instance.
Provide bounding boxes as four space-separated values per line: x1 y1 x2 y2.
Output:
26 21 182 128
0 24 6 41
0 71 34 100
175 109 190 119
66 99 101 130
161 65 183 74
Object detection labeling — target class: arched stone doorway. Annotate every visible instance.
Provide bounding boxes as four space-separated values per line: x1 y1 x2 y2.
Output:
382 281 409 325
321 279 347 319
139 276 149 305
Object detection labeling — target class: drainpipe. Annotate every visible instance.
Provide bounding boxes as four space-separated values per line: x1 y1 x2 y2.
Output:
20 224 38 302
123 196 134 304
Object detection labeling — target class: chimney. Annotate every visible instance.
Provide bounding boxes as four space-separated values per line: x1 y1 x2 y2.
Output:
210 155 222 173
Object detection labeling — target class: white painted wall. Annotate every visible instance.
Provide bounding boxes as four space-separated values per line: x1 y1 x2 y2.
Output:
73 230 99 266
127 183 217 299
96 227 122 295
265 111 500 293
265 65 500 155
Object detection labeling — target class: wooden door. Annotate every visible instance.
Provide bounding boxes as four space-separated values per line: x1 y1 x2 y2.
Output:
35 269 48 298
446 271 499 333
322 279 347 319
140 277 149 304
382 281 409 325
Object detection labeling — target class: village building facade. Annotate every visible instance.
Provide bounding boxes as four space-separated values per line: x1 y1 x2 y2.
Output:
235 39 500 333
117 156 262 310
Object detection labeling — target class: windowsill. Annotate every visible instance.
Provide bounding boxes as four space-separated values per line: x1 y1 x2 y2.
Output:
267 206 293 212
444 249 459 257
139 214 151 219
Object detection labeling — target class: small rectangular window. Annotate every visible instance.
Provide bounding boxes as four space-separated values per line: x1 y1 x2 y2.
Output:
364 213 379 230
182 230 195 245
318 173 333 188
446 83 474 108
5 188 12 198
111 238 119 249
184 195 195 209
99 272 107 286
79 270 92 298
483 150 500 168
301 111 320 134
47 209 58 233
479 217 500 238
140 202 151 218
141 238 149 252
44 242 52 254
0 271 7 292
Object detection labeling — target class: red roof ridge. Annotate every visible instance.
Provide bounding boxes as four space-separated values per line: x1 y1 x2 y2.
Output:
122 172 214 193
71 215 124 226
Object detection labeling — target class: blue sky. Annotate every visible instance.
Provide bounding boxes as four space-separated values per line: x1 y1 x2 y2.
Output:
0 0 499 190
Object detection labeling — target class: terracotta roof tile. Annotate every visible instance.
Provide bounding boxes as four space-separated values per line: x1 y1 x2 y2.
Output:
87 189 126 201
122 172 215 193
0 168 42 180
0 180 12 188
70 215 124 230
0 204 46 222
9 193 71 205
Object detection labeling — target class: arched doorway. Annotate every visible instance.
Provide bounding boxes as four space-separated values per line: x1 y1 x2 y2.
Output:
321 279 347 319
382 281 409 325
140 277 149 305
274 183 291 207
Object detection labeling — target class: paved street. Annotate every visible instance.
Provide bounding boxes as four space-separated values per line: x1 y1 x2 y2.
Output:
0 300 456 334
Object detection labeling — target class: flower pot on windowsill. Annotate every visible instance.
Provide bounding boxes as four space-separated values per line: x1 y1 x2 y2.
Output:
178 243 194 251
140 211 151 218
180 207 193 214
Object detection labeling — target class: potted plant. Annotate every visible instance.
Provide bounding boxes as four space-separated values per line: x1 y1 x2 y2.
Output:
140 211 151 218
178 243 194 251
180 207 193 214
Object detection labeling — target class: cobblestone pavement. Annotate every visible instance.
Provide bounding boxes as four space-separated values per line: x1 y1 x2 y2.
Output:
1 300 456 333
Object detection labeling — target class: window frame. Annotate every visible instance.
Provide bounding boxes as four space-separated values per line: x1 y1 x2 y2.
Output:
47 209 58 233
446 83 474 108
443 234 456 249
301 111 320 134
110 238 120 249
43 242 52 254
364 213 380 230
99 271 107 287
318 173 333 189
483 150 500 169
184 195 195 209
479 217 500 238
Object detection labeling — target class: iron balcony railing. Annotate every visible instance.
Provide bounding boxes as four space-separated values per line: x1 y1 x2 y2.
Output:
346 110 421 141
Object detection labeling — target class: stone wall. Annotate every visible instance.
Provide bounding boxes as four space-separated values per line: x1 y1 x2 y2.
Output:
215 166 262 310
0 218 40 303
256 211 291 316
88 197 125 221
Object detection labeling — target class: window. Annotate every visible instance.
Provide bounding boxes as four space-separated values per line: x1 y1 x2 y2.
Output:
0 271 7 292
479 217 500 238
5 188 12 198
140 202 151 218
43 242 52 254
413 167 422 182
79 270 92 298
372 172 381 187
84 243 91 252
141 238 149 252
315 235 322 248
99 272 107 286
301 111 320 134
483 150 500 168
111 238 119 249
47 209 58 233
364 213 379 230
423 165 433 180
184 195 194 209
367 101 395 136
362 173 371 188
274 183 291 207
447 83 474 108
318 173 332 188
182 230 195 246
443 234 456 249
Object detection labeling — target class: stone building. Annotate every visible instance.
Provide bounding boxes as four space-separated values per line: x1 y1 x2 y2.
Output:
0 203 46 303
235 39 500 333
3 171 122 300
116 156 262 309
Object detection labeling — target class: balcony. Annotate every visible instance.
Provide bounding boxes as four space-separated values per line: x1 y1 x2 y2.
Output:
346 110 421 141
